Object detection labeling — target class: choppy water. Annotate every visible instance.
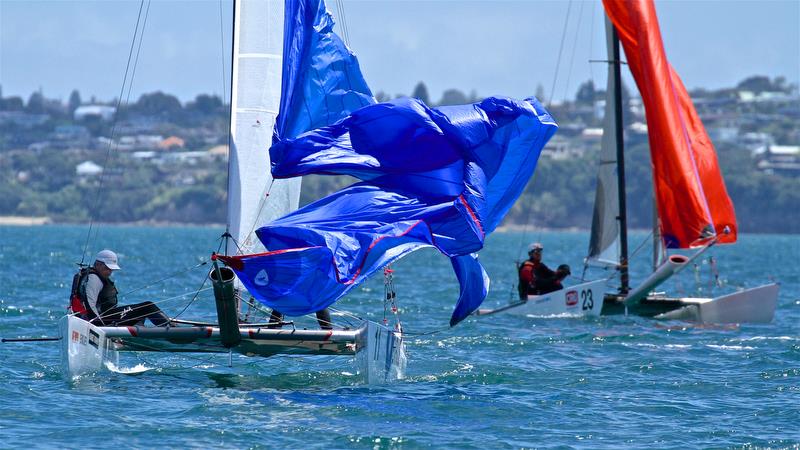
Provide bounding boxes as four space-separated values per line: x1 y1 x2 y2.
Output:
1 225 798 448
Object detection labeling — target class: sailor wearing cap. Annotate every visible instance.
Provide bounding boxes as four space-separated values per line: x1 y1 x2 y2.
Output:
517 243 571 298
77 249 172 326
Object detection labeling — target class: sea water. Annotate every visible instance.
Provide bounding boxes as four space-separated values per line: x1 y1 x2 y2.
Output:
0 225 798 448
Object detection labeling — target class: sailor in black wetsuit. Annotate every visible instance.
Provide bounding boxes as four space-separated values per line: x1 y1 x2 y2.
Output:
78 249 172 326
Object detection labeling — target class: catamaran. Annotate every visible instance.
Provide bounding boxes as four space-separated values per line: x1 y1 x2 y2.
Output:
477 0 779 324
585 0 779 323
57 0 560 379
61 0 404 382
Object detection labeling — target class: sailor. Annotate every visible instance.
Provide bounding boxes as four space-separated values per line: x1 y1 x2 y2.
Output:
517 243 571 298
77 249 172 326
267 308 333 330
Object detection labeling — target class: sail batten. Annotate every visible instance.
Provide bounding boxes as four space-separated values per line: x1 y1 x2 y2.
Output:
602 0 737 249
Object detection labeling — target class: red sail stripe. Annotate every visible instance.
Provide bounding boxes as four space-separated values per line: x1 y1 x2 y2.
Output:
603 0 737 248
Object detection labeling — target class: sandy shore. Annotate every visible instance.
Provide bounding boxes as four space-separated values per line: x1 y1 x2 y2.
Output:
0 216 52 225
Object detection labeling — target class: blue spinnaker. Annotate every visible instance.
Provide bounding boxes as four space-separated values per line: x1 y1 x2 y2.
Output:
273 0 374 143
222 96 557 326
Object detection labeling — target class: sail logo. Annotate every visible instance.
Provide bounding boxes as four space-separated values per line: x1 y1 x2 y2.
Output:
565 290 579 307
254 269 270 286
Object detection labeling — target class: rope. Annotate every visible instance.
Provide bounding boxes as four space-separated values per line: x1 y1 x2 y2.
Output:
80 0 149 264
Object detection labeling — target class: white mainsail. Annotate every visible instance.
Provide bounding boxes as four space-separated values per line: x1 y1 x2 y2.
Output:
586 18 621 268
226 0 301 256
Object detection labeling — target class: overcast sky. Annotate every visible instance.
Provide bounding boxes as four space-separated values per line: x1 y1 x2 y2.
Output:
1 0 798 104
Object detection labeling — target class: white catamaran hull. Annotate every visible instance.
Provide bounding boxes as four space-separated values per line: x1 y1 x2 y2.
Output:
476 279 606 318
59 315 405 382
651 283 779 324
59 315 120 377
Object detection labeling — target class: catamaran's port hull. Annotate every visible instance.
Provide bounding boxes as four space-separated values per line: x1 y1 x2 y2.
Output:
600 283 779 324
59 315 404 382
103 326 362 357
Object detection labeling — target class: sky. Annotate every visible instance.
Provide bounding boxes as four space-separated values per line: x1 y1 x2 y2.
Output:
1 0 798 105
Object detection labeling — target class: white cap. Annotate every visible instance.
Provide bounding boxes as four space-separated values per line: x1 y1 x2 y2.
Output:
95 249 121 270
528 242 543 252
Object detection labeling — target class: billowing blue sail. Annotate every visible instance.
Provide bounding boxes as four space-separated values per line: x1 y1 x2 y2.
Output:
221 96 557 326
273 0 374 142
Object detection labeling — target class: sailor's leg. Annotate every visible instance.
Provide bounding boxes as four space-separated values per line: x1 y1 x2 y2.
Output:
267 310 283 329
315 308 332 330
116 301 171 326
94 306 142 326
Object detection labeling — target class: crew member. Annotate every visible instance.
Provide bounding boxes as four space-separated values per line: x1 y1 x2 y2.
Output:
517 243 571 298
78 249 172 326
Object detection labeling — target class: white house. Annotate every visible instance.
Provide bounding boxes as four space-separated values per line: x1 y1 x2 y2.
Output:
76 161 103 176
74 105 116 121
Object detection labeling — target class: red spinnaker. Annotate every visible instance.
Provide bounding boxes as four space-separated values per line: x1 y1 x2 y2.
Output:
603 0 737 248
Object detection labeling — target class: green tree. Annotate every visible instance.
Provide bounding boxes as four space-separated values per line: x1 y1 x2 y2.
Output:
736 76 772 93
438 89 468 106
68 89 82 113
26 91 45 113
0 96 24 111
411 82 430 105
133 91 183 116
575 80 596 104
187 94 223 114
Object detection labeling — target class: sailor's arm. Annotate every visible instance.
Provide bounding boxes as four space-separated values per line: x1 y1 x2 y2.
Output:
84 274 103 317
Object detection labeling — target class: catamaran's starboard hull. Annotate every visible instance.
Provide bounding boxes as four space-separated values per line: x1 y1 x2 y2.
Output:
600 283 779 324
476 279 606 318
59 315 405 382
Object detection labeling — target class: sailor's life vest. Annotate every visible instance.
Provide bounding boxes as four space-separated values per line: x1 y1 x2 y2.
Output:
517 260 537 298
71 268 119 318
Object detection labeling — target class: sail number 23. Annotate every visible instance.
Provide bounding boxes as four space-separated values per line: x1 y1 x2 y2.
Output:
581 289 594 310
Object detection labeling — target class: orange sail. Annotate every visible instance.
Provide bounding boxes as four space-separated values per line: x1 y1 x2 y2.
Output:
602 0 737 248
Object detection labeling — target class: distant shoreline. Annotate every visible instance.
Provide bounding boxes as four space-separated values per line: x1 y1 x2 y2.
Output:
0 216 52 225
1 218 793 236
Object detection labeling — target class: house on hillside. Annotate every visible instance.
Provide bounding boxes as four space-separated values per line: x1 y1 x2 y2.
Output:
74 105 116 121
76 161 103 177
754 144 800 174
159 136 185 150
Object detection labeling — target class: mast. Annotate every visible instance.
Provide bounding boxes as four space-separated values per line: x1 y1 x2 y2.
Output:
222 0 238 256
610 24 630 294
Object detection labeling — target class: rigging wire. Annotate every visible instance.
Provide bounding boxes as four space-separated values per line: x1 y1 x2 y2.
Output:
588 1 597 86
335 0 351 47
547 0 573 108
88 0 152 251
237 179 276 256
80 0 149 265
118 260 208 299
514 1 575 262
92 287 214 325
561 1 585 104
170 271 211 321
